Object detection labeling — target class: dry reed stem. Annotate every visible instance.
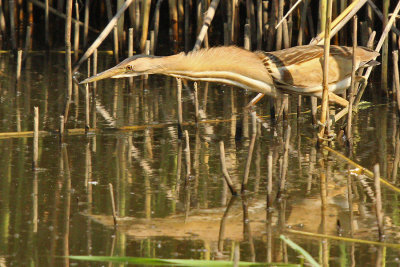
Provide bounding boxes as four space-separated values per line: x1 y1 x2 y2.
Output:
154 0 164 52
45 0 49 47
140 0 151 52
193 0 220 51
242 112 257 191
218 141 237 195
65 0 73 105
287 229 400 248
16 50 22 82
85 84 90 131
354 1 400 106
176 78 183 137
323 146 400 193
28 0 97 32
312 0 368 45
319 0 333 139
184 130 191 176
346 16 357 145
73 2 79 62
83 0 89 47
393 51 400 115
367 0 400 36
194 82 199 123
108 183 118 227
373 164 384 240
73 0 133 72
33 107 39 170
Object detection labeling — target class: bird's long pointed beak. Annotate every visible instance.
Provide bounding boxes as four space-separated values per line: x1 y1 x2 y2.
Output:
79 66 124 84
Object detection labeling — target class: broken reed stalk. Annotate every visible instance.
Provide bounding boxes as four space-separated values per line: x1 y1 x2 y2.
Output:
367 0 400 35
184 130 191 177
33 106 39 170
346 16 357 145
319 0 333 140
108 183 118 227
176 78 183 138
313 0 368 45
373 164 384 241
355 1 400 107
194 82 199 123
28 0 97 32
65 0 73 102
393 51 400 115
73 1 80 62
193 0 220 51
242 112 257 191
85 84 90 131
16 50 22 83
73 0 133 73
218 141 237 195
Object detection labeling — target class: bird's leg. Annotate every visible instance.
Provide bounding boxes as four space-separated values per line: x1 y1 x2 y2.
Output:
245 93 265 108
328 92 349 107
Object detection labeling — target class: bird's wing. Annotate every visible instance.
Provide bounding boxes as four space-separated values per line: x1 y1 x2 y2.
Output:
256 45 354 89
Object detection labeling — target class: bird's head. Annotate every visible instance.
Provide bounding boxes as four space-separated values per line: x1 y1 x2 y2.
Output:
79 54 161 84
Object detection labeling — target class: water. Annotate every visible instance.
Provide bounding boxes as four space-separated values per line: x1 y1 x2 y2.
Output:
1 52 400 266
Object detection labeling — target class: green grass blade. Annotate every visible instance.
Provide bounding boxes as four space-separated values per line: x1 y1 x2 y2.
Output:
280 235 320 267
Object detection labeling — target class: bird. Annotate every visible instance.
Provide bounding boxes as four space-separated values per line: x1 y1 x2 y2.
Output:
80 45 379 107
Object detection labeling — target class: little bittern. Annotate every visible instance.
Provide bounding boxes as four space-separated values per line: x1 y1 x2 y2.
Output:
80 45 379 106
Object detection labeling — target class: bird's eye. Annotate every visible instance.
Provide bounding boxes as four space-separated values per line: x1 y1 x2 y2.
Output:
126 65 133 71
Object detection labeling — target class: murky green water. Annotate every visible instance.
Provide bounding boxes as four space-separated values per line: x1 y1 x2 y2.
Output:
1 52 400 266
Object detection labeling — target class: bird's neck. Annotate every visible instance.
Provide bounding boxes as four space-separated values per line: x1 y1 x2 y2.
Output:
152 47 280 97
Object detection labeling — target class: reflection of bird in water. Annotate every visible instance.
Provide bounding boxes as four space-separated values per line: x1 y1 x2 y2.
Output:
81 45 379 107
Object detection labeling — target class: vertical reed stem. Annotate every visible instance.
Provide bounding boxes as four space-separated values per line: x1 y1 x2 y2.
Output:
318 0 333 140
73 1 79 62
346 16 357 146
45 0 50 48
373 164 384 241
109 183 118 227
65 0 73 101
93 49 97 93
85 84 90 131
128 28 134 57
194 82 199 123
177 78 183 138
154 0 163 53
9 0 17 51
184 130 191 177
393 51 400 115
140 0 152 52
16 50 22 83
33 106 39 170
83 0 89 47
381 0 389 94
60 115 64 143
